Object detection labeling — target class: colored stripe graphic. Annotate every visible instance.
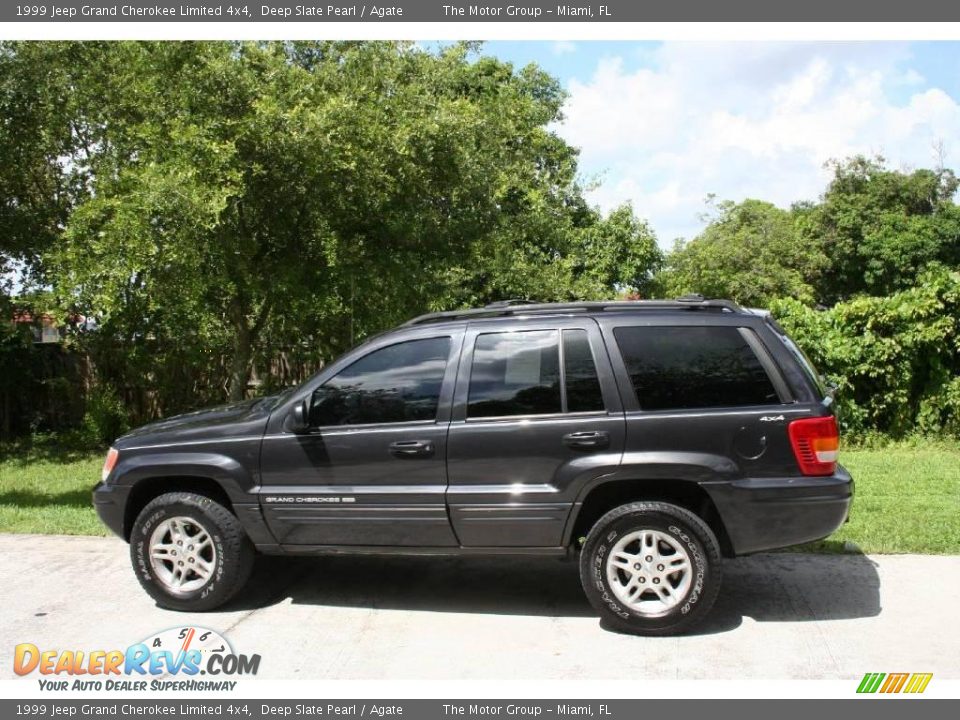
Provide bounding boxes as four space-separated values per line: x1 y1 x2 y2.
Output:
856 672 932 694
857 673 885 693
880 673 909 693
903 673 933 694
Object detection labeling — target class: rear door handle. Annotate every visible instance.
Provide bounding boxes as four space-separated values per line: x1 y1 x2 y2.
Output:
389 440 434 458
562 431 610 449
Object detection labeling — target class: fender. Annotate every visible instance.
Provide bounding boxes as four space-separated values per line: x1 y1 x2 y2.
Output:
561 451 740 544
574 451 740 502
112 451 258 504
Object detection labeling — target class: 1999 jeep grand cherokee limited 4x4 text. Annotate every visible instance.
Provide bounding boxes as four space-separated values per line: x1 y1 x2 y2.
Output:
94 297 853 635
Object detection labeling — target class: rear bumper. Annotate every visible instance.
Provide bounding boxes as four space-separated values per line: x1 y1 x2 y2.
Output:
705 465 854 555
92 482 130 540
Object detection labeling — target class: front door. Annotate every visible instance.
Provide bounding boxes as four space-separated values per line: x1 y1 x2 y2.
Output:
259 331 463 546
445 318 626 547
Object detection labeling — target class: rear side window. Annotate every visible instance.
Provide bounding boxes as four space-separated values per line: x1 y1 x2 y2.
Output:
468 330 562 418
310 337 450 426
467 329 607 418
613 326 780 411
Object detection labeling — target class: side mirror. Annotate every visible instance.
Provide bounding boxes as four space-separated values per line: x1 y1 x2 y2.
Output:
289 399 310 433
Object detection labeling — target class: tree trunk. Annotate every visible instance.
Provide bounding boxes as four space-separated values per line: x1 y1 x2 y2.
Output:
227 309 253 402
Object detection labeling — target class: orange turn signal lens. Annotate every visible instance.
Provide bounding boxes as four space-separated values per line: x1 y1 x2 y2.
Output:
102 447 119 482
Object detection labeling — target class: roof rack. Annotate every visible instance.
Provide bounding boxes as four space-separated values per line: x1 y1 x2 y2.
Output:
402 296 744 327
484 299 536 308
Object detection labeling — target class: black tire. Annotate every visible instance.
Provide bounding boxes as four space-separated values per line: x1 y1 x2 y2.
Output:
579 501 722 636
129 491 255 611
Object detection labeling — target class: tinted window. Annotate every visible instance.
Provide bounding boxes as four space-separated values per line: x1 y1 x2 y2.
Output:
468 330 561 418
310 337 450 426
614 326 780 410
564 329 605 412
781 334 828 399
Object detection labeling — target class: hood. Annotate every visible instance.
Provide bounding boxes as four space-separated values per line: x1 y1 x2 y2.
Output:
114 396 276 449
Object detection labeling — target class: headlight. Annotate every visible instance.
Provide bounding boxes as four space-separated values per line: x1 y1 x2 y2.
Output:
101 447 119 483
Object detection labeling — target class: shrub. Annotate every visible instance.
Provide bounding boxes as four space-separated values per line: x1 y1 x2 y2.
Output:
81 384 130 447
772 269 960 439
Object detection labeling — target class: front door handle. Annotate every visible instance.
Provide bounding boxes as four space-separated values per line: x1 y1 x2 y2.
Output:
389 440 434 458
562 431 610 450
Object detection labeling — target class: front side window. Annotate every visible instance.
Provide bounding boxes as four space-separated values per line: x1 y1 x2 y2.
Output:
310 337 450 426
468 330 562 418
614 326 780 411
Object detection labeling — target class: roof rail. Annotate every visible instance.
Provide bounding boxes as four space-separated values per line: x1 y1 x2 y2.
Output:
402 297 744 327
484 299 536 308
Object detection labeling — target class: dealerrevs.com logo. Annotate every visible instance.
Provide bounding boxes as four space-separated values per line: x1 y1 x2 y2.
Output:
13 626 260 692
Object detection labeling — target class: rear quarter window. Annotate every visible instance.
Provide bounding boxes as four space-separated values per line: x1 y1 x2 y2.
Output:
780 334 829 400
613 325 781 411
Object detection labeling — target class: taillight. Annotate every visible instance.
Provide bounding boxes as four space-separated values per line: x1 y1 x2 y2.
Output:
102 447 119 482
788 416 839 476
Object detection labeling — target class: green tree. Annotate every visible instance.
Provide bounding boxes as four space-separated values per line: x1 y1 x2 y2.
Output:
435 202 661 307
8 41 655 414
658 198 825 306
803 155 960 302
0 43 75 286
773 269 960 438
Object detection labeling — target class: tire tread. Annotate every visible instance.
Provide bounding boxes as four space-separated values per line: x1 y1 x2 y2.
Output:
130 491 255 612
579 500 723 636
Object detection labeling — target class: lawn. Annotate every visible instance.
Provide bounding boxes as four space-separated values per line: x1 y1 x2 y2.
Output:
0 444 107 536
800 442 960 554
0 440 958 552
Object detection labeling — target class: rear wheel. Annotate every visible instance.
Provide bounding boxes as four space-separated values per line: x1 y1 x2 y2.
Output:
579 501 722 635
130 491 254 611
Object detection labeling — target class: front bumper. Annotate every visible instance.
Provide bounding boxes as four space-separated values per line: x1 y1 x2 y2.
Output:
705 465 854 555
92 481 131 539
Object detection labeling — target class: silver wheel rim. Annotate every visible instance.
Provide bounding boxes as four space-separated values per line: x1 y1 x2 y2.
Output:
149 517 217 596
606 529 692 615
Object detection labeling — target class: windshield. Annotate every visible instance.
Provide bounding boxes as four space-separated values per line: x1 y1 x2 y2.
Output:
267 385 299 409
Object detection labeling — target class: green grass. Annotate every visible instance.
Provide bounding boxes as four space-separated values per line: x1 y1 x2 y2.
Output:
798 441 960 554
0 439 958 553
0 443 107 536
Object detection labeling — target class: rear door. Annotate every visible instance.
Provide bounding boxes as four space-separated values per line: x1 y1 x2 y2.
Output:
598 316 801 480
445 317 626 547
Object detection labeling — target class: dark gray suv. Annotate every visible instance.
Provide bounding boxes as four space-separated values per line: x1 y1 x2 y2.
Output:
94 297 853 635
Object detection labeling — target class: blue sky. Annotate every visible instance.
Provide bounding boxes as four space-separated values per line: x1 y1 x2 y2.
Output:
473 41 960 245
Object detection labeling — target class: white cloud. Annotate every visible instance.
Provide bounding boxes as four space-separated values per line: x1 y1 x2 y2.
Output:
552 41 577 56
558 43 960 245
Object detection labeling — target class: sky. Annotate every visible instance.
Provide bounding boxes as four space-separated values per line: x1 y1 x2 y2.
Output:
480 41 960 246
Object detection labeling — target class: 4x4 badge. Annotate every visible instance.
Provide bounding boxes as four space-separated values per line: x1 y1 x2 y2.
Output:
760 415 785 422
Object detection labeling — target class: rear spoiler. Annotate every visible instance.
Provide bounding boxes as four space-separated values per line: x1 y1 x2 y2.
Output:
745 307 788 336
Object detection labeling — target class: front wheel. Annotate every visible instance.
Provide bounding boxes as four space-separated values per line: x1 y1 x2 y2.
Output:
579 501 722 635
130 491 255 611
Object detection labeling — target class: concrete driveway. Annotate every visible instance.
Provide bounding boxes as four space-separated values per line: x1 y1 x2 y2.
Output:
0 534 957 680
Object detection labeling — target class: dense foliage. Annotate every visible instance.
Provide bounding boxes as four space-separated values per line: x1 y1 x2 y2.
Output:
2 42 958 441
664 157 960 439
659 198 825 306
773 270 960 438
0 41 659 433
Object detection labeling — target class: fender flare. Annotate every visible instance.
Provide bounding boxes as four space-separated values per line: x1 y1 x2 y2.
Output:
562 451 738 545
112 451 257 505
